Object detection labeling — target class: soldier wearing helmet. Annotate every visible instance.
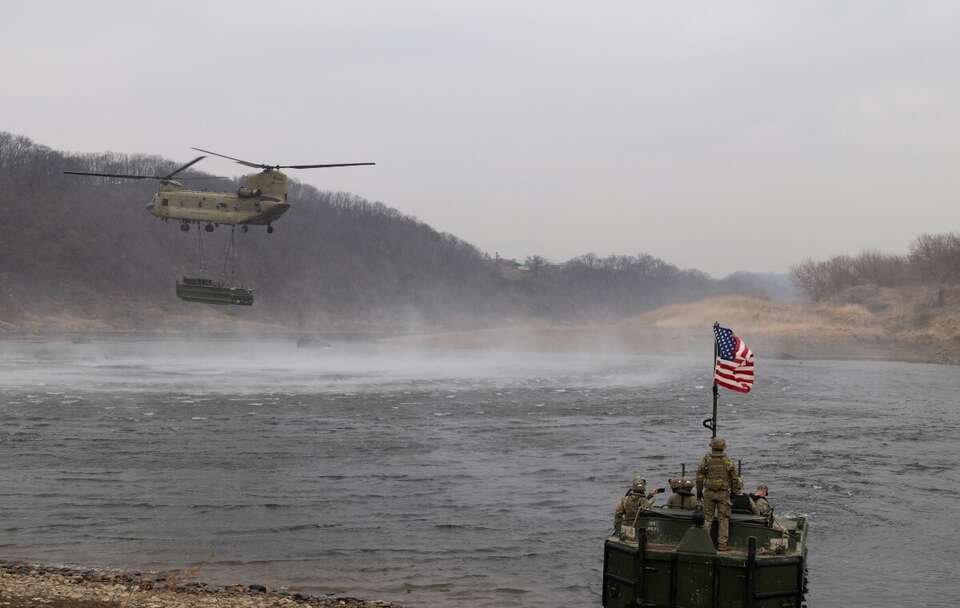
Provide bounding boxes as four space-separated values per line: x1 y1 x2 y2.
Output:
750 483 772 516
696 437 740 551
613 475 665 536
666 477 699 509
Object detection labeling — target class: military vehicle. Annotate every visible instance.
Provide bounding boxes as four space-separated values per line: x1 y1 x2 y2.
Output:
602 491 808 607
64 148 375 234
176 276 254 306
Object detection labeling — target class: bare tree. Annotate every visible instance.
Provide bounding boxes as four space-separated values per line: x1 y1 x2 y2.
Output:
909 233 960 284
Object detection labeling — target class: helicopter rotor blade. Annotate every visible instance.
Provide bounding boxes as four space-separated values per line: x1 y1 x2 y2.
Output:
191 147 265 169
175 175 232 181
192 148 376 171
280 162 377 169
63 171 158 180
163 155 207 180
66 156 208 181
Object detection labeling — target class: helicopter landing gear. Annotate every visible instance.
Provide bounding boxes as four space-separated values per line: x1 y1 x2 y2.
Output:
205 223 214 233
266 225 274 234
180 223 190 232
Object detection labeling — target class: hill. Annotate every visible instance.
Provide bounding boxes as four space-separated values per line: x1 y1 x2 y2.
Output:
0 134 502 332
3 134 956 364
0 133 779 333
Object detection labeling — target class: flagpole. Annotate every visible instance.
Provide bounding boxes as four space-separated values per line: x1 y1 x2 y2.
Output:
712 321 719 438
703 322 720 437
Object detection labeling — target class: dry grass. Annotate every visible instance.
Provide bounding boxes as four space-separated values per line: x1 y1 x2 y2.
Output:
622 295 883 340
394 288 960 364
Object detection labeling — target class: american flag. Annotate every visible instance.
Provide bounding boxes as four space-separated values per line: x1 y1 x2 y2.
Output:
714 324 755 393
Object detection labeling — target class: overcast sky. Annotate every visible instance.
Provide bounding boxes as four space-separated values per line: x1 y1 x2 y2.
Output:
3 1 958 276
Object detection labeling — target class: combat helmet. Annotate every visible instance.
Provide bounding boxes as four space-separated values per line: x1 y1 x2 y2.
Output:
631 476 646 493
710 436 726 452
669 477 695 495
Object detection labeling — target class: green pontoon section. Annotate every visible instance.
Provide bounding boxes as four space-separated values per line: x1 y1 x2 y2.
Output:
175 276 254 306
603 509 808 608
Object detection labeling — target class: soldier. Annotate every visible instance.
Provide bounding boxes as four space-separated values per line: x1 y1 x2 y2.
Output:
750 483 772 516
731 476 754 513
613 476 665 536
666 477 699 509
696 437 740 551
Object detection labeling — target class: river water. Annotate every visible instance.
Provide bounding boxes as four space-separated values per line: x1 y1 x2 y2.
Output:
0 338 957 607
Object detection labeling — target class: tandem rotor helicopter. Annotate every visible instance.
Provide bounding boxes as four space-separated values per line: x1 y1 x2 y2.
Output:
64 147 375 234
64 148 374 306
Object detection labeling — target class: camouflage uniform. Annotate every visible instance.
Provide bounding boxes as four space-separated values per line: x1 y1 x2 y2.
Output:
667 493 699 509
614 476 653 535
751 484 773 516
696 437 739 550
751 495 772 516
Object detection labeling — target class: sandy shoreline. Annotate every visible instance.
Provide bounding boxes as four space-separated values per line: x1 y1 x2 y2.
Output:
0 562 400 608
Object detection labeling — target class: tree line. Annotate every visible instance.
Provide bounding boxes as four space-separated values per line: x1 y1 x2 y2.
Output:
791 233 960 302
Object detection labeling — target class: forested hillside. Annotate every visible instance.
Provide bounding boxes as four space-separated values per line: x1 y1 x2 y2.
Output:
0 134 781 332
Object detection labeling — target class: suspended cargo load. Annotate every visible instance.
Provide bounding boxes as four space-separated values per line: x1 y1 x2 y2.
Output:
175 276 254 306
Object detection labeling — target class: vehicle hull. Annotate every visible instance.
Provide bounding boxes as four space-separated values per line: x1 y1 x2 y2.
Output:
603 510 808 608
175 277 254 306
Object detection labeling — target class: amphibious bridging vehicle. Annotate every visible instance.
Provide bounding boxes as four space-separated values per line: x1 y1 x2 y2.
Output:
175 276 254 306
603 508 808 607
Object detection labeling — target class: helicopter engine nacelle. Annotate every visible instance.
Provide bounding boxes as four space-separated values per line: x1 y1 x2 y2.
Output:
237 186 261 198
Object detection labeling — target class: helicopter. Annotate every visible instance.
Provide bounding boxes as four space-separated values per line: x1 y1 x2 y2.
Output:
64 148 375 234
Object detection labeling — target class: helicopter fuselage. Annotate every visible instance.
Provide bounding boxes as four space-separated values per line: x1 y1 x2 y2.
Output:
145 171 290 227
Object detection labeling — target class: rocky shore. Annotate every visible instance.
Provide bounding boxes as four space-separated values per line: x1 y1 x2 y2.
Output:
0 562 400 608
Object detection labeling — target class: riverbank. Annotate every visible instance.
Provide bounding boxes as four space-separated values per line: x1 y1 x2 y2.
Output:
4 288 960 365
391 291 960 365
0 562 400 608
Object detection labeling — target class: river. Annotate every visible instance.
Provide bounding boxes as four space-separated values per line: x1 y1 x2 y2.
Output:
0 338 957 607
